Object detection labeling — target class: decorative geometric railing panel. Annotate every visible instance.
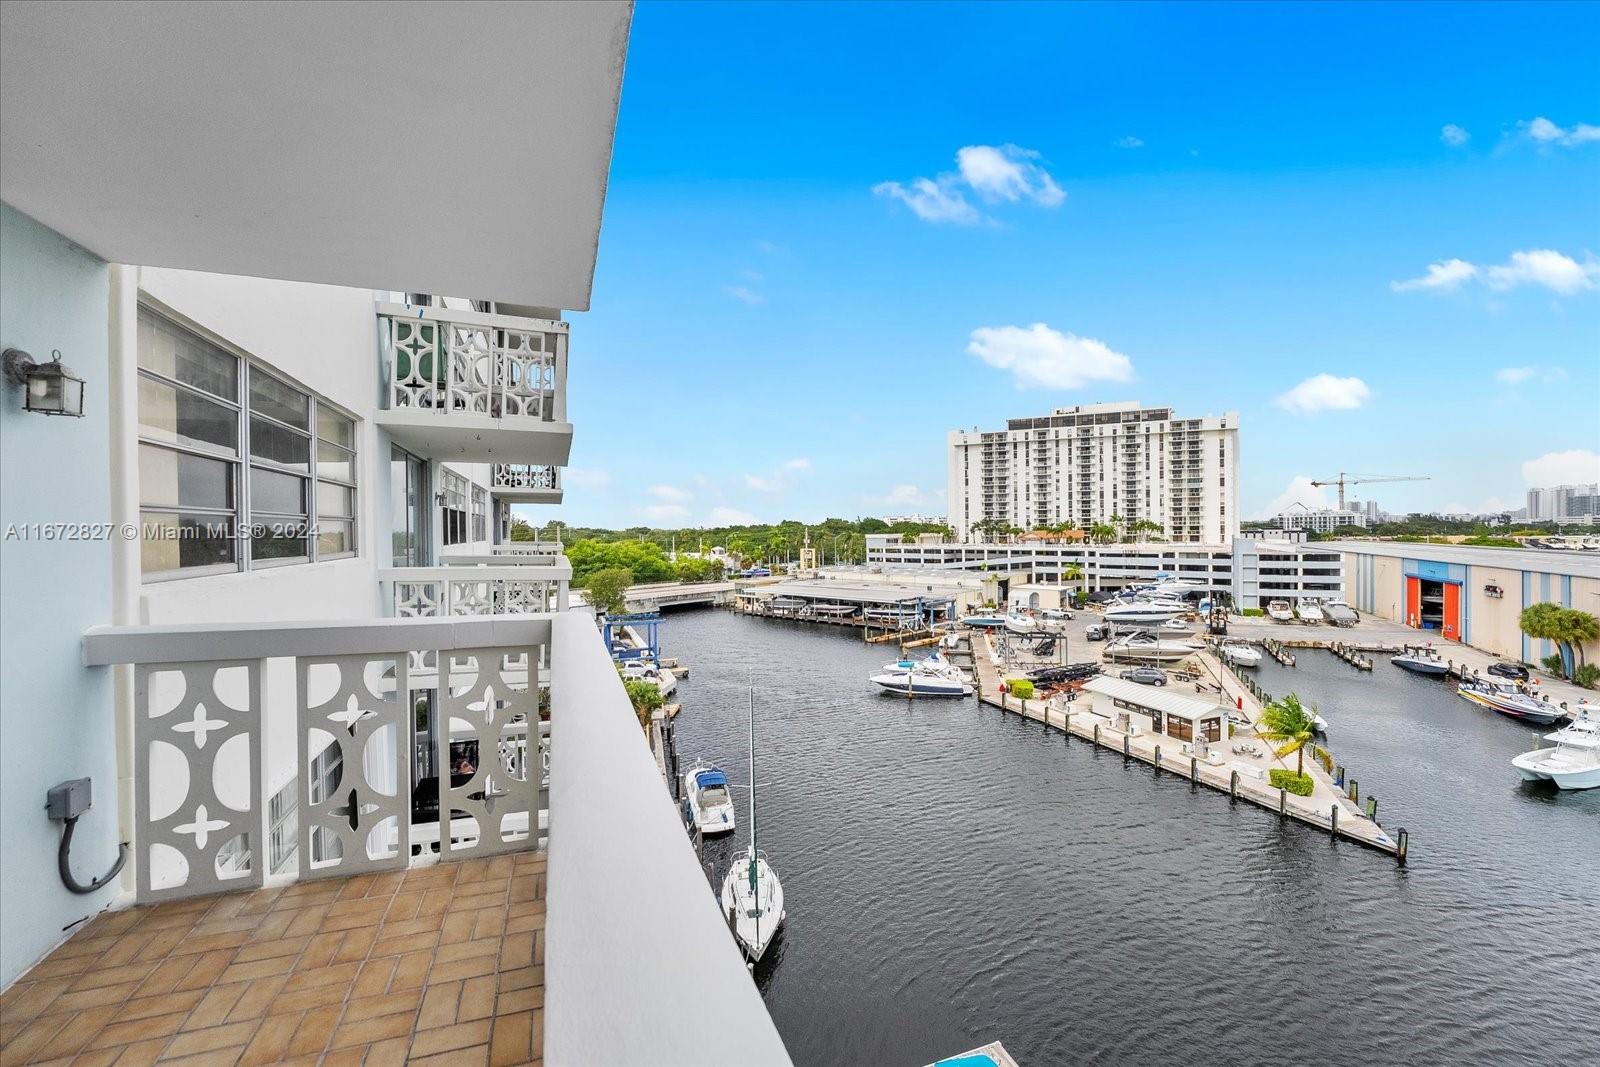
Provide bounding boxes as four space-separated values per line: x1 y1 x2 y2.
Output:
133 660 264 903
296 655 411 879
492 464 560 490
438 646 540 859
393 578 560 618
384 312 564 423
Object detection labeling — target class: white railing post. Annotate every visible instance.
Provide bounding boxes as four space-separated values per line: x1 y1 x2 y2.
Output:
553 329 568 423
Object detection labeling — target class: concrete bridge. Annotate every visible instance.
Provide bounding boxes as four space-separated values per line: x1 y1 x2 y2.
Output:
624 580 735 611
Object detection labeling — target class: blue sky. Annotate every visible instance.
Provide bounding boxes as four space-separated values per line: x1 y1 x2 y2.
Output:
541 1 1600 531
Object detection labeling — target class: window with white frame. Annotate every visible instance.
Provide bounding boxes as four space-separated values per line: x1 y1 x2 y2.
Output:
441 468 469 546
471 484 488 543
137 309 359 577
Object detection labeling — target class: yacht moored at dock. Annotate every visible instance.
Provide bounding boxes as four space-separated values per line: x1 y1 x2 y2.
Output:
722 683 786 961
1457 679 1566 725
1391 648 1449 675
870 657 974 697
684 766 737 835
1511 709 1600 790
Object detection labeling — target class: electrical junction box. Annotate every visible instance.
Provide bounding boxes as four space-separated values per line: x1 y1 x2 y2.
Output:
46 777 92 821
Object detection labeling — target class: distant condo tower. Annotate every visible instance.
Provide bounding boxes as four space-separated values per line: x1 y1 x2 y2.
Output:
948 401 1240 544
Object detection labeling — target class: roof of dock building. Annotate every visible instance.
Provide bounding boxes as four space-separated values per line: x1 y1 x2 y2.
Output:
1082 676 1232 720
745 580 957 605
1325 540 1600 580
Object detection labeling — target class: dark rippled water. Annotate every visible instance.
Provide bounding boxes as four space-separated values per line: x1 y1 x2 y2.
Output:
662 611 1599 1067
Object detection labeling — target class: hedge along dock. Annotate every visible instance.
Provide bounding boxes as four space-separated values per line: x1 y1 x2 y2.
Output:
967 633 1407 863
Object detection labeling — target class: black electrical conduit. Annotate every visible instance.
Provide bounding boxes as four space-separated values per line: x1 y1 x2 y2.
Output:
58 815 128 895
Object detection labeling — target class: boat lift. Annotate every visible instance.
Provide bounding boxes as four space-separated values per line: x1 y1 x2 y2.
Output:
604 611 663 662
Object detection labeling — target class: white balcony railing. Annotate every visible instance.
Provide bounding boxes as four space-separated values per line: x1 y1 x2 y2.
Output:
380 303 567 424
383 565 568 617
493 463 560 491
80 612 793 1065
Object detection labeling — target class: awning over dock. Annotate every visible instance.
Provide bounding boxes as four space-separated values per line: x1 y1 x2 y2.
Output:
745 579 955 607
1081 676 1229 721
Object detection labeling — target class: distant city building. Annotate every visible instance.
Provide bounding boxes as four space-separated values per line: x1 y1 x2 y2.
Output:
1527 483 1599 522
947 401 1239 545
882 513 947 526
1277 504 1366 533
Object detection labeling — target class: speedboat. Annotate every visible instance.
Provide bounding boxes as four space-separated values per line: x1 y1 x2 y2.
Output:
960 612 1007 629
1159 618 1194 634
1004 612 1038 635
1323 598 1359 626
1456 679 1565 725
1297 599 1325 624
1512 709 1600 790
683 766 736 835
870 665 973 697
720 682 786 961
1104 632 1201 664
809 603 859 619
1103 600 1187 626
1391 648 1449 675
880 651 968 680
1266 600 1294 622
1220 642 1262 667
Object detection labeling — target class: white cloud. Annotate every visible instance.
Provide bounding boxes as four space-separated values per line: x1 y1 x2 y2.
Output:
1392 250 1598 296
1274 374 1371 414
1255 476 1329 520
743 474 779 492
782 457 811 472
1522 116 1600 147
872 176 979 225
1115 135 1144 149
1495 365 1566 386
642 504 690 523
724 285 766 305
709 506 759 526
866 484 936 509
742 457 812 493
1390 258 1478 292
1440 124 1470 147
562 468 611 489
1521 449 1600 487
1484 250 1598 295
956 145 1065 206
756 239 783 255
966 323 1135 390
649 485 693 503
875 144 1063 224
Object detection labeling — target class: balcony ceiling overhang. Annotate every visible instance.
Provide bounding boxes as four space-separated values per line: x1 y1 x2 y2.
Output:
0 0 631 310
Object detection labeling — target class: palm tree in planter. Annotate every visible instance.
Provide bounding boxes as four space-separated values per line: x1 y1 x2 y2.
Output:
1256 693 1329 778
623 676 665 734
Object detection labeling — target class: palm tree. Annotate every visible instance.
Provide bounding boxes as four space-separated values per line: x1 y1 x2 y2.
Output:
1519 603 1599 678
1256 693 1328 777
622 676 665 734
1089 522 1117 545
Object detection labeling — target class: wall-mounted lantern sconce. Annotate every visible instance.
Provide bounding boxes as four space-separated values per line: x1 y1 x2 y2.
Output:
4 348 86 417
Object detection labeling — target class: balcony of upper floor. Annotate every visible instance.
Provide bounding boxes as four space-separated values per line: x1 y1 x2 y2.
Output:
29 612 792 1066
491 463 563 505
375 303 572 466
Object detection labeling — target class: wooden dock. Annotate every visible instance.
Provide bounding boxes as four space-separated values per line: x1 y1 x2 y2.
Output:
966 634 1407 862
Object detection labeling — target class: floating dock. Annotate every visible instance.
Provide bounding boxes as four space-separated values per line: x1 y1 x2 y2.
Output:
967 633 1406 861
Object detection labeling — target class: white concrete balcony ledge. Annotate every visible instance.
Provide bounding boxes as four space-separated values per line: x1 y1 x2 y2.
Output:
492 463 564 504
376 303 572 465
381 564 571 617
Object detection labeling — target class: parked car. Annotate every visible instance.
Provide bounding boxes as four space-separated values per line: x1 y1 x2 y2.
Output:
1085 623 1108 641
1486 661 1529 682
1119 667 1168 686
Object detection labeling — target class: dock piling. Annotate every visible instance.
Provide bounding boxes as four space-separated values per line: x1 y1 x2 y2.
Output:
1396 827 1409 865
1278 788 1288 818
1229 770 1239 800
1330 804 1339 839
1365 796 1378 822
1154 744 1162 773
1093 723 1101 745
1190 756 1199 789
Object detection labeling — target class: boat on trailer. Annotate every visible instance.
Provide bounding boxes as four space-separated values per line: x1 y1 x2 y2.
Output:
1266 599 1295 622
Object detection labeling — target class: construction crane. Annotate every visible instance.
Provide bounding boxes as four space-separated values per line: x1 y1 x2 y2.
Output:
1310 473 1431 511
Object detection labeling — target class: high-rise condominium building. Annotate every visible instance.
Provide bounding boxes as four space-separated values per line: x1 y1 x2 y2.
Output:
1527 483 1600 522
947 401 1240 543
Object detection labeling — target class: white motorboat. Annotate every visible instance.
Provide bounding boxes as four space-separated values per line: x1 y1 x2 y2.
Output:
720 683 785 961
683 766 736 835
1105 632 1201 664
1103 600 1187 626
1004 612 1038 635
870 664 973 697
1266 599 1295 622
1391 648 1449 675
1220 642 1262 667
1456 679 1565 725
1159 618 1194 634
1297 599 1325 624
1512 709 1600 790
960 612 1007 629
809 603 859 619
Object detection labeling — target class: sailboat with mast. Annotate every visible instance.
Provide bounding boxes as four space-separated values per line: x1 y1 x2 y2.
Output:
720 681 786 963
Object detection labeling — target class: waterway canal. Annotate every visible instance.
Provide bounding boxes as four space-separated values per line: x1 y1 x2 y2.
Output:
663 610 1599 1067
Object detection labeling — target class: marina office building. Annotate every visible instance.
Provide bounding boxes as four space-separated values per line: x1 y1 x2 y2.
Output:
0 5 791 1065
948 401 1240 544
866 533 1344 609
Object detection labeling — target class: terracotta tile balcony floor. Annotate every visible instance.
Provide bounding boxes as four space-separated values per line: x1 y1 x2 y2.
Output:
0 852 545 1066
